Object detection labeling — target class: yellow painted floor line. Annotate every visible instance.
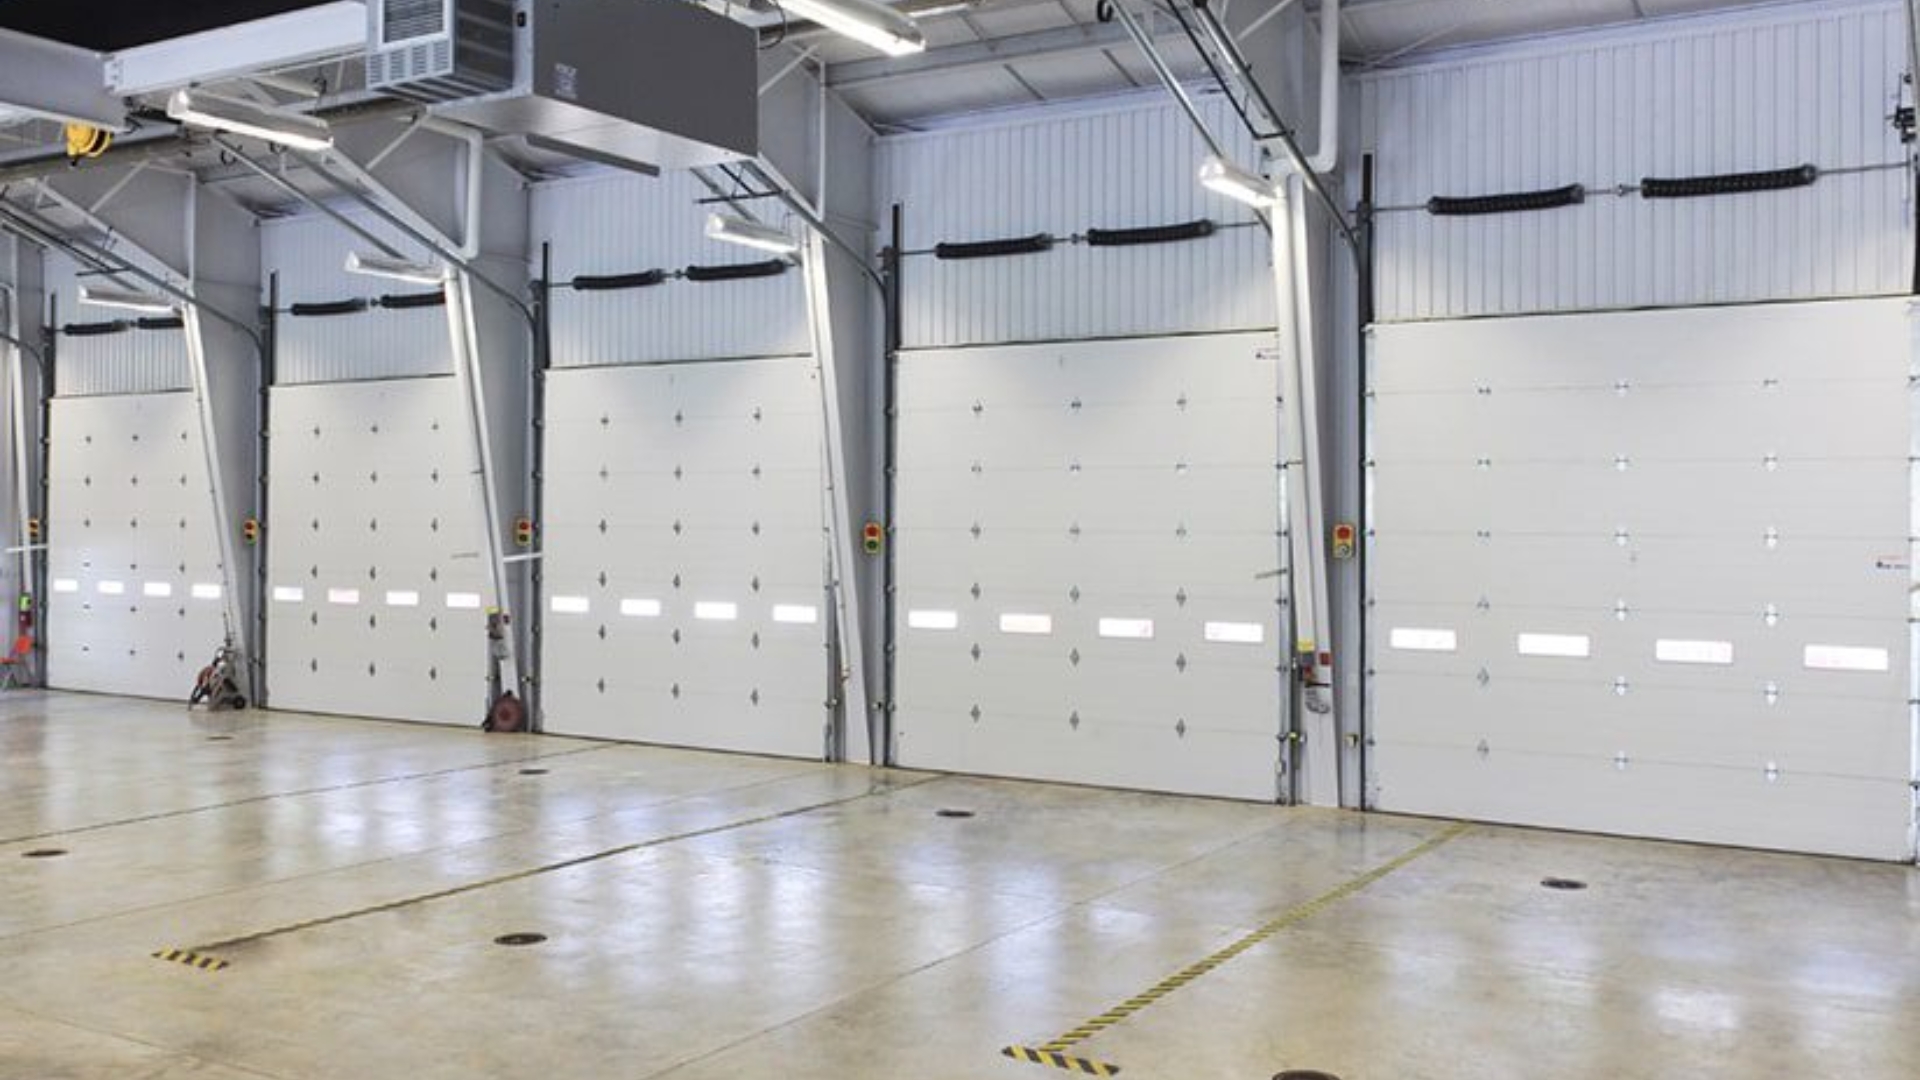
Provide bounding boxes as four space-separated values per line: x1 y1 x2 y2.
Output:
1007 820 1472 1071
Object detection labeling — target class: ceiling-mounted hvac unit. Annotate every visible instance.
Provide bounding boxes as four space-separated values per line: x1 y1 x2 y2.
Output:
366 0 757 171
367 0 516 103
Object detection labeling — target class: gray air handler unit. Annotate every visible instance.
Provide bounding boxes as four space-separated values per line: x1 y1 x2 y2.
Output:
366 0 758 169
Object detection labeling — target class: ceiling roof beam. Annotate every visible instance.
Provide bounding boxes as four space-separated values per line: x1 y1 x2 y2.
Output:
0 27 122 129
827 16 1180 89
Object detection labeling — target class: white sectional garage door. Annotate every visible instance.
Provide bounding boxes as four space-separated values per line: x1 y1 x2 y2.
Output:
1368 299 1917 860
542 359 831 758
266 378 491 725
894 332 1286 800
47 392 228 699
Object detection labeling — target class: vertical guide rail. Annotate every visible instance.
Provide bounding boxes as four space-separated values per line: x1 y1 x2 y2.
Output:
256 274 278 706
443 271 519 697
528 244 552 730
882 203 904 765
803 230 874 763
1907 298 1920 863
3 285 31 610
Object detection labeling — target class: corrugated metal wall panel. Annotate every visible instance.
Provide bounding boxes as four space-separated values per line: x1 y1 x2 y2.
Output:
262 212 455 384
1353 0 1913 322
876 95 1278 348
45 252 190 397
531 171 810 366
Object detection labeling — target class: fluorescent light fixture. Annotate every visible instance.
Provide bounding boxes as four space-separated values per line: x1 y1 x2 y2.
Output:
166 87 334 152
778 0 926 56
78 284 176 315
344 252 447 285
705 213 800 255
1198 155 1279 208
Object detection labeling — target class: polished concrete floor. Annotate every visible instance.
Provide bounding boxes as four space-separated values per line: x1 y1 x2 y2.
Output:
2 691 1916 1080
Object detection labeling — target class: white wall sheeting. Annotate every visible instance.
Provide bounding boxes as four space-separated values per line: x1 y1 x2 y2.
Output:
532 170 810 365
44 252 190 396
1352 0 1914 321
876 95 1278 348
261 212 455 384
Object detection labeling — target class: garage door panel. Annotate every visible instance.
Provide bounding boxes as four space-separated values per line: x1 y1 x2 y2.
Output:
1372 535 1905 616
1369 301 1916 859
48 393 226 700
267 379 490 725
1375 380 1904 462
896 333 1284 799
1372 672 1905 775
1371 742 1910 860
542 359 830 756
1374 460 1907 537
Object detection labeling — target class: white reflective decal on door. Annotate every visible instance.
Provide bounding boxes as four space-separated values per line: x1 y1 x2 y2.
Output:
327 588 361 605
385 590 420 608
96 580 125 596
772 604 819 625
1517 632 1591 658
1803 644 1889 672
620 598 662 618
445 592 482 610
907 609 958 631
1097 617 1154 640
1204 621 1265 645
998 613 1053 635
550 595 590 614
52 579 79 594
1656 639 1734 665
694 601 738 621
1389 627 1456 652
191 583 222 600
273 586 305 603
143 582 173 598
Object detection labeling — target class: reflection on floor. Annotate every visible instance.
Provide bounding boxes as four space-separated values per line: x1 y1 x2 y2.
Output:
1 691 1914 1079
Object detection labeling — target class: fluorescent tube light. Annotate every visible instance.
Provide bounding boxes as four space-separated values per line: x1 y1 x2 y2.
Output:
344 252 447 285
77 285 176 315
1198 155 1279 208
778 0 926 56
166 88 334 152
705 213 801 255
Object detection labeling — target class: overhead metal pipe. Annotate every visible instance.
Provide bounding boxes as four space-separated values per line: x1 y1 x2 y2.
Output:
739 159 886 293
0 201 264 350
210 136 410 262
1182 0 1357 252
294 152 535 326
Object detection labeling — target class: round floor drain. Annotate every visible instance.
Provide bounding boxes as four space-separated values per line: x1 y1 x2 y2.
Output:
518 768 549 776
493 932 547 947
1541 877 1589 891
935 809 975 819
22 848 68 859
1275 1071 1342 1080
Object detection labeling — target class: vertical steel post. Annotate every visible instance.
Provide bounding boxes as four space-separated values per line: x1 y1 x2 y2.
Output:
181 304 250 691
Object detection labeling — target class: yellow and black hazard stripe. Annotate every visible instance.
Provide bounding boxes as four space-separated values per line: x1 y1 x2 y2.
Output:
1005 820 1472 1071
1002 1046 1119 1076
151 947 229 972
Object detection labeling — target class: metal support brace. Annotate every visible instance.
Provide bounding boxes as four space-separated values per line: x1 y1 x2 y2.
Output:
443 270 520 696
0 286 36 620
180 304 251 682
802 230 875 764
1273 179 1336 801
